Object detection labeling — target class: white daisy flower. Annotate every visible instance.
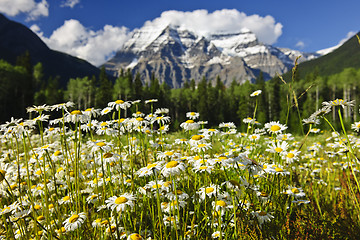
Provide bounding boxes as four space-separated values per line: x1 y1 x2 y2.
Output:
250 90 262 97
161 160 186 177
63 212 87 231
264 121 287 135
105 193 136 212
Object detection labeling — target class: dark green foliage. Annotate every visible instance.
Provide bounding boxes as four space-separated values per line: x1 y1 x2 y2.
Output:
95 66 113 108
283 32 360 81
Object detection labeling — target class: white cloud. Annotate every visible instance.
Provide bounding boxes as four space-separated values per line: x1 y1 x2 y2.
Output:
295 41 305 49
0 0 48 20
61 0 80 8
31 19 130 66
143 9 283 44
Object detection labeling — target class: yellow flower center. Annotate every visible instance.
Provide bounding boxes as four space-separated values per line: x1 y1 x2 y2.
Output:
71 110 81 115
185 120 194 123
101 220 109 225
37 215 45 221
115 196 128 204
152 184 161 189
147 163 157 169
197 144 206 148
166 161 179 168
62 196 70 201
275 167 283 172
291 188 300 194
165 151 173 156
190 112 196 116
34 205 41 210
275 147 283 153
68 214 79 223
136 117 144 121
199 166 208 170
270 125 281 132
216 200 226 207
115 100 124 104
96 142 106 147
205 187 214 193
54 151 61 156
287 152 295 158
130 233 142 240
191 135 204 141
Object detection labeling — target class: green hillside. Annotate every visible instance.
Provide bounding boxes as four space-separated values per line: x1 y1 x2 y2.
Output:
283 32 360 80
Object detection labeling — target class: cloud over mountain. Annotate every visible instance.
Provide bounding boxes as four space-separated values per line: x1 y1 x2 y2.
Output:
31 19 130 66
143 9 283 45
0 0 49 21
30 9 283 66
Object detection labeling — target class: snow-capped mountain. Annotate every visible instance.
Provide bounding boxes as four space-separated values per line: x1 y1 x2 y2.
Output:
104 25 319 88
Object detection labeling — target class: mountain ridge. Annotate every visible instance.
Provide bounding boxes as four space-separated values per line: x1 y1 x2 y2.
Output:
104 24 320 88
0 13 101 86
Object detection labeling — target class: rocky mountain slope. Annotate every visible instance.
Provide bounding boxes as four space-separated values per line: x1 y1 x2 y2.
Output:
104 25 319 88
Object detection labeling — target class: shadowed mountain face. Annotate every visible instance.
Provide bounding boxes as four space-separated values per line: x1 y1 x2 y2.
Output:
103 25 319 88
0 14 100 86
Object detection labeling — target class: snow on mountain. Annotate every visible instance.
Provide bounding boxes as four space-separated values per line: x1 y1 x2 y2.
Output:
104 24 318 88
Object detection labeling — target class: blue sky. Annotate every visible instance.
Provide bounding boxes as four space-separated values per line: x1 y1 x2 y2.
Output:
1 0 359 66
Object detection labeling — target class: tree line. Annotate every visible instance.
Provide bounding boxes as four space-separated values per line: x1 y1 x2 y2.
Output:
1 54 360 133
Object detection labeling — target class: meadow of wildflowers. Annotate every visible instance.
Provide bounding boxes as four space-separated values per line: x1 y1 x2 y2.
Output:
1 92 360 240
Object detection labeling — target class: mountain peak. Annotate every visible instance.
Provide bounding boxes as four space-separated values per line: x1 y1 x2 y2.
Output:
104 23 317 88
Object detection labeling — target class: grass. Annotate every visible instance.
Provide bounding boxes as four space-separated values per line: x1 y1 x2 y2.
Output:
0 99 360 240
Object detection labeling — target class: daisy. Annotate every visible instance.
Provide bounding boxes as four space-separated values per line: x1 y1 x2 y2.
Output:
163 215 179 228
127 233 143 240
83 107 101 118
264 121 287 135
351 121 360 132
193 165 213 174
145 99 158 104
108 100 132 111
322 99 355 109
282 149 301 163
50 102 75 111
58 195 72 205
251 210 274 225
166 189 189 200
219 122 236 129
212 231 222 239
266 140 289 154
64 110 88 123
180 120 200 131
155 108 169 115
191 143 212 153
186 112 200 120
161 160 186 177
63 212 87 231
250 90 262 97
243 117 256 124
198 184 220 200
105 193 136 212
136 161 164 177
285 186 306 198
154 116 171 125
310 128 321 133
200 128 219 137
